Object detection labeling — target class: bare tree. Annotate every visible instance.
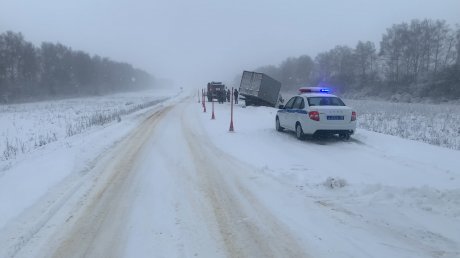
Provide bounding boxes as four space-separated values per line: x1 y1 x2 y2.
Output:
0 31 156 102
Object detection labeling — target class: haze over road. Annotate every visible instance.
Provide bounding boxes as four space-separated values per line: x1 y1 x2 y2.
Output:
2 0 460 85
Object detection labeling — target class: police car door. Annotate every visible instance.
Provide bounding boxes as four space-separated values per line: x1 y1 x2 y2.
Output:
291 97 305 127
279 97 296 130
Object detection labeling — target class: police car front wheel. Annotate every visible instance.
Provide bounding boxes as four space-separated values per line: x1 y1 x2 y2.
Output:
276 117 284 132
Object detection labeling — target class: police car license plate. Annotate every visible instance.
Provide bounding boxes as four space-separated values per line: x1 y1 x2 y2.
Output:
327 116 344 120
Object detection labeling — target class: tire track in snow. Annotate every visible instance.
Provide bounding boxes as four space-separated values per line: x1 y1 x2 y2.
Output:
6 99 308 257
44 106 173 258
181 104 310 258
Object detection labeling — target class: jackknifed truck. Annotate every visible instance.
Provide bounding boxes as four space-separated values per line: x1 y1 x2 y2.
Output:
239 71 282 107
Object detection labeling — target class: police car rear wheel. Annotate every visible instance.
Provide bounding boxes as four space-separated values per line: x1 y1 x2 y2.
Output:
296 124 304 140
339 133 350 141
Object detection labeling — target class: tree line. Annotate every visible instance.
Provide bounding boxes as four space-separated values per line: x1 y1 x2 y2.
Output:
0 31 155 103
255 19 460 101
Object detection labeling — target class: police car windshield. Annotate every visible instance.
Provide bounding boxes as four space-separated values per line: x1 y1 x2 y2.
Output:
307 97 345 106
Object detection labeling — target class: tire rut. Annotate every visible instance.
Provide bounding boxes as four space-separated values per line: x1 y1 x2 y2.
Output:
48 106 173 258
181 105 310 258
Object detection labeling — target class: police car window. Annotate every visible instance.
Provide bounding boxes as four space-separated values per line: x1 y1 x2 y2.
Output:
299 98 305 109
292 97 303 109
307 97 345 106
284 97 296 109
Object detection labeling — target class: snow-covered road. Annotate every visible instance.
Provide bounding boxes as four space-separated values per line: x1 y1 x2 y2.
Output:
1 94 459 258
44 100 307 258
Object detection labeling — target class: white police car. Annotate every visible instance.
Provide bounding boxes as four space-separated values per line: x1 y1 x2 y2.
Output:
276 87 356 140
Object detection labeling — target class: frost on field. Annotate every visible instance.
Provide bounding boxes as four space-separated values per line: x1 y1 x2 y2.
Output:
345 99 460 150
0 91 166 162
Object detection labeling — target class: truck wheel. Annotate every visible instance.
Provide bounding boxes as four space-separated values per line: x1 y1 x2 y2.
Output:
276 117 284 132
339 133 350 141
295 123 305 140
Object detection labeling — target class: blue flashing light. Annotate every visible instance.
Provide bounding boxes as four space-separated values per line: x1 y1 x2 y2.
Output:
299 86 333 94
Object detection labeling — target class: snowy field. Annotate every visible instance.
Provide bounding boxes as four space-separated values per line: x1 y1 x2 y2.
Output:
345 99 460 150
0 89 176 165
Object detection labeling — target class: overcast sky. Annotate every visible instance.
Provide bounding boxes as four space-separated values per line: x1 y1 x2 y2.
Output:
1 0 460 87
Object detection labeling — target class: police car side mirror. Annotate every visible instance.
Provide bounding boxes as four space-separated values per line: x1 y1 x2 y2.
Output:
278 105 284 109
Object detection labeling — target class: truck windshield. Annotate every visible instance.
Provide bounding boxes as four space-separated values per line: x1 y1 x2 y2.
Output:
307 97 345 106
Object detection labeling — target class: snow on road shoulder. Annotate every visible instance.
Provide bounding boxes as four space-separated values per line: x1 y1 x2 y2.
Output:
194 100 460 257
197 101 459 188
0 88 183 231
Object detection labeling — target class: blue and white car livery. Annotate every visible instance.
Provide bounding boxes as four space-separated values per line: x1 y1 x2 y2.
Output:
275 87 356 140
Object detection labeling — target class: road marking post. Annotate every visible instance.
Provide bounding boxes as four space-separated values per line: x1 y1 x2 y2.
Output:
211 96 215 119
203 89 206 113
202 89 204 108
229 87 234 132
